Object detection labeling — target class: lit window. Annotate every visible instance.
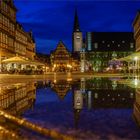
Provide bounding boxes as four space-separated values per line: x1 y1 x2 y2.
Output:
102 41 105 43
107 44 110 47
95 93 98 98
112 41 114 43
94 43 98 49
122 41 125 43
130 43 134 48
118 44 120 47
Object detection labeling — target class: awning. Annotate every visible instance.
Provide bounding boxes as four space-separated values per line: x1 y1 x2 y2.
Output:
117 52 140 62
2 56 29 64
2 56 45 66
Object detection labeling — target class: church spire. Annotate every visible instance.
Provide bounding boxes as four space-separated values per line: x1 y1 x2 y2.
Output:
73 9 80 32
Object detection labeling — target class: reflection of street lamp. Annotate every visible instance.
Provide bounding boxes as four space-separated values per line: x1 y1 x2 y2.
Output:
54 64 56 68
67 64 72 68
67 64 72 72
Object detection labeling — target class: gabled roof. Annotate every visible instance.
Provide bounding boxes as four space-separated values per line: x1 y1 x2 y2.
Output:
5 0 17 11
133 10 140 26
51 40 70 54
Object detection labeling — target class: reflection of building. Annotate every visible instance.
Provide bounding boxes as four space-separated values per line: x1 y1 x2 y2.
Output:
74 78 135 109
133 89 140 126
72 9 83 52
85 78 135 108
0 0 35 71
92 89 135 108
85 32 135 72
52 80 71 100
0 82 36 115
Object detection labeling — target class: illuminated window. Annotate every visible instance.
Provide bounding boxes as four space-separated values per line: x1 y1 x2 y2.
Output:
130 43 134 48
95 93 98 98
94 43 98 49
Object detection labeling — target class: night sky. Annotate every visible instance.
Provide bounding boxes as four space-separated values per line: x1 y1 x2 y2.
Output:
14 0 140 54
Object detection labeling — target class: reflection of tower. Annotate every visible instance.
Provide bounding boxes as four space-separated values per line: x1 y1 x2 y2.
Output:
73 90 83 128
87 91 92 110
72 9 83 52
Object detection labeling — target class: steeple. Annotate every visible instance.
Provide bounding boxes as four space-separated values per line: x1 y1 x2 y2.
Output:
73 9 80 32
72 8 83 52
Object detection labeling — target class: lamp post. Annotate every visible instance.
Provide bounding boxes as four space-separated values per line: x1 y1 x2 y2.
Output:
134 56 138 75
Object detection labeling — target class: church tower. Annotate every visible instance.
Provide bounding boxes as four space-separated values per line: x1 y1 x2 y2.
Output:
72 9 83 52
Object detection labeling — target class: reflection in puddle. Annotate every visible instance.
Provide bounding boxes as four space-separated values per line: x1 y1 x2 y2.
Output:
0 82 36 115
134 89 140 126
0 78 140 139
0 82 37 140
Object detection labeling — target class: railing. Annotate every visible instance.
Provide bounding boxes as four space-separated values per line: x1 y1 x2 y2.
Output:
0 109 75 140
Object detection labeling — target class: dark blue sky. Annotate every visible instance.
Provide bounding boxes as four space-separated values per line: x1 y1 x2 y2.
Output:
14 0 140 54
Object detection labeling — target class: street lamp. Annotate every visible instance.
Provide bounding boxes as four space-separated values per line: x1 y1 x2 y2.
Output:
134 56 138 61
134 56 138 74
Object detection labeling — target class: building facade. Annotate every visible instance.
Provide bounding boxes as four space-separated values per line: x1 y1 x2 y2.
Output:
85 32 135 72
50 41 72 72
133 11 140 52
0 0 16 65
51 41 80 72
0 0 35 72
